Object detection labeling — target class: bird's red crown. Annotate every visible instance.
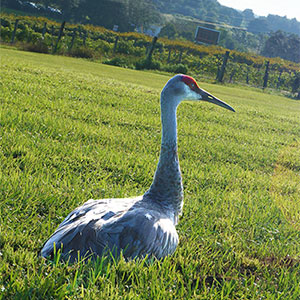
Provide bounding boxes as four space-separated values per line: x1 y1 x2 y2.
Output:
181 75 199 91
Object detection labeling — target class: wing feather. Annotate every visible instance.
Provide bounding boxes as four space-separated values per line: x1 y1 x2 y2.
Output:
41 197 178 261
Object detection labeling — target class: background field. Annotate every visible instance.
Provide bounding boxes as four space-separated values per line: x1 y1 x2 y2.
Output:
1 13 300 96
0 47 300 299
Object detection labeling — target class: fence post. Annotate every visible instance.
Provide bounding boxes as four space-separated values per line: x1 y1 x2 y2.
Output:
263 61 270 89
145 44 149 55
69 28 76 50
276 69 283 89
42 22 47 39
229 68 236 83
167 47 171 63
11 19 19 44
217 51 230 82
216 65 220 81
50 25 54 49
53 21 66 54
246 67 250 84
83 31 87 46
146 36 158 64
113 35 119 54
178 49 183 64
291 72 300 99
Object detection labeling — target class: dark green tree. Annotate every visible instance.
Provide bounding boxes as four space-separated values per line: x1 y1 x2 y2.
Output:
72 0 160 32
242 9 255 22
291 72 300 97
159 23 177 39
124 0 161 29
76 0 129 31
261 31 300 63
266 15 300 36
248 18 270 34
60 0 81 20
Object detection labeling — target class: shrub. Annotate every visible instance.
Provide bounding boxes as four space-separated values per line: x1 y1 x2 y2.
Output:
0 18 10 27
68 46 94 58
0 26 11 41
132 46 144 57
162 63 188 74
173 63 188 74
22 41 49 53
26 30 42 44
16 25 31 41
135 59 161 70
103 57 133 68
95 40 112 53
117 40 135 55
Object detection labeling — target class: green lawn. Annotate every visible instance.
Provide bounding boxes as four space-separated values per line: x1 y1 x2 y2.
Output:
0 47 300 299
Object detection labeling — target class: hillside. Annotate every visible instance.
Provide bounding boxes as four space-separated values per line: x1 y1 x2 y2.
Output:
153 0 300 36
4 0 300 36
2 0 300 62
155 0 300 62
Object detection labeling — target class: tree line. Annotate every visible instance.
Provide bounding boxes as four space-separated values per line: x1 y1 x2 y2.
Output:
3 0 160 31
153 0 300 37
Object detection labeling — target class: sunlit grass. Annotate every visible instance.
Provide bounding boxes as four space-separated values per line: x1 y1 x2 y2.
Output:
271 142 300 230
0 47 300 299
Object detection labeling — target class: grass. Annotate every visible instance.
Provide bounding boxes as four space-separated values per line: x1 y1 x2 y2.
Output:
0 46 300 299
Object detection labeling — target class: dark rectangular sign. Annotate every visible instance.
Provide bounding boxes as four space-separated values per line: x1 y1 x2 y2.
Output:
195 26 220 45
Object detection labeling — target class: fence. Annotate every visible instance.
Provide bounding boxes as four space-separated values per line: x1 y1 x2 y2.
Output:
1 16 299 96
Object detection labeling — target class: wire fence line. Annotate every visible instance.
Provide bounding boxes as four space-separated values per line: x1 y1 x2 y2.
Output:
1 15 299 97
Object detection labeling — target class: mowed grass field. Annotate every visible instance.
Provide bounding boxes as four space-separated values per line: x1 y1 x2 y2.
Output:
0 47 300 299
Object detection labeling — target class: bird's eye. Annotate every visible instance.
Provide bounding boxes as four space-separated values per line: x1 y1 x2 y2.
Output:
190 83 195 89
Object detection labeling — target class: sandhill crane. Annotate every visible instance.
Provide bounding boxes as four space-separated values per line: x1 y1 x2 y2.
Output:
41 74 235 262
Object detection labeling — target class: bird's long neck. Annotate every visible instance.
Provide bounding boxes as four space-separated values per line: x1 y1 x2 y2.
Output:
144 93 183 216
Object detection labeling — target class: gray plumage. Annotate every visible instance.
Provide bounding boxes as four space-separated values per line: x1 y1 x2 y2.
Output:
41 74 234 262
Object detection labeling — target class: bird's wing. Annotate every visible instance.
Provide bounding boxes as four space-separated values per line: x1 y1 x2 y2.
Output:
98 208 179 259
57 197 138 229
40 197 140 261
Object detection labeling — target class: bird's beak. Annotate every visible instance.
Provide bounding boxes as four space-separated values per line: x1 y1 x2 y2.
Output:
197 87 235 112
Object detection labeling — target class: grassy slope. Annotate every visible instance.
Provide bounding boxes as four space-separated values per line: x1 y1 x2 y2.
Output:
0 47 300 299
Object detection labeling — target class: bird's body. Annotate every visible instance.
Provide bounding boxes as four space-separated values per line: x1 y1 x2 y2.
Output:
41 196 180 261
41 74 234 262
